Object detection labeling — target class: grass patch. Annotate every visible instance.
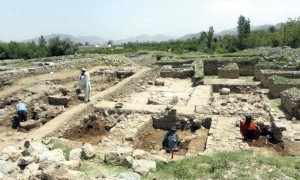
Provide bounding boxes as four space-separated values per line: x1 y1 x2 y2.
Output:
193 59 204 80
77 160 132 177
48 139 72 159
148 151 300 179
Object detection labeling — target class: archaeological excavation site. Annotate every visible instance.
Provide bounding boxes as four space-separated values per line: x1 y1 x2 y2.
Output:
0 48 300 179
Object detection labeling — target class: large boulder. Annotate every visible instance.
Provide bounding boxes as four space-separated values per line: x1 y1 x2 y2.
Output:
1 146 21 162
26 141 49 155
0 160 19 174
57 160 80 170
82 143 95 159
69 148 82 162
17 156 34 166
39 149 65 163
132 159 156 176
20 120 42 130
23 163 41 178
113 172 141 180
104 146 133 165
132 149 148 160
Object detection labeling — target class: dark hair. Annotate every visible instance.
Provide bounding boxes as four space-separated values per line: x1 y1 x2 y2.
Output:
245 115 252 124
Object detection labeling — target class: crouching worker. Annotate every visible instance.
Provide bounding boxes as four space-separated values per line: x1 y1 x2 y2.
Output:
13 100 27 129
162 127 181 153
240 115 261 141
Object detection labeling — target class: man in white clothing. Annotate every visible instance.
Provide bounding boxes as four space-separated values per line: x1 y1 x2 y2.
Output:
79 67 91 102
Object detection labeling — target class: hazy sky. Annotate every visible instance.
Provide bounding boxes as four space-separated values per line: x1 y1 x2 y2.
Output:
0 0 299 41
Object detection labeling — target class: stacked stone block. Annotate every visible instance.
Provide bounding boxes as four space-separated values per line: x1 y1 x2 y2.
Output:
260 70 300 88
218 63 239 79
281 88 300 119
269 75 300 98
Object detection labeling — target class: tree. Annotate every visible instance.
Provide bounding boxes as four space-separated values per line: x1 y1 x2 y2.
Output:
237 15 251 50
38 35 47 48
107 40 113 45
207 26 214 50
282 18 300 48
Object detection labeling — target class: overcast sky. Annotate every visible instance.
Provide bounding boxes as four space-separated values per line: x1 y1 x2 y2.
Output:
0 0 299 41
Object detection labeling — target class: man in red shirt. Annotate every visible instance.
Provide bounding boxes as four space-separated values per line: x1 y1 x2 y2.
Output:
240 115 261 141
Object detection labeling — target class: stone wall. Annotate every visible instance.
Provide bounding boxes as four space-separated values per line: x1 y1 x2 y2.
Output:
160 67 194 79
260 70 300 88
152 109 178 130
203 58 258 76
269 76 300 98
218 63 239 79
281 88 300 119
254 63 299 81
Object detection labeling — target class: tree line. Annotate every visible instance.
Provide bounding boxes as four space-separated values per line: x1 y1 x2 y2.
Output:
0 36 78 60
1 16 300 60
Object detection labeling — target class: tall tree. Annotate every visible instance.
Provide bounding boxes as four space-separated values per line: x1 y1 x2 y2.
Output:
38 35 47 48
237 15 251 50
207 26 214 50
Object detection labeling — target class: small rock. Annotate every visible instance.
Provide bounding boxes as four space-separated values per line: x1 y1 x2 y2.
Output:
220 88 230 95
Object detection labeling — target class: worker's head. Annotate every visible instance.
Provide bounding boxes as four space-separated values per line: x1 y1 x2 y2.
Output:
245 115 253 124
170 126 177 132
81 67 87 72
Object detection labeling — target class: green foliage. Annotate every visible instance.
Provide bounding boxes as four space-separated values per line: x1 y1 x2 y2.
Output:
207 26 214 50
0 36 79 60
237 15 251 50
149 151 300 180
48 139 72 159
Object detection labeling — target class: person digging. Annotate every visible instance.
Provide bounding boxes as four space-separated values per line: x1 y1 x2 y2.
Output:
162 126 181 158
240 115 261 142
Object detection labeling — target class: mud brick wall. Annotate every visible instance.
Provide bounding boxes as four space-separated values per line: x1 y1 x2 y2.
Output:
254 63 299 81
281 88 300 119
269 77 300 98
204 58 258 76
218 68 239 79
160 68 194 79
260 70 300 88
152 110 179 130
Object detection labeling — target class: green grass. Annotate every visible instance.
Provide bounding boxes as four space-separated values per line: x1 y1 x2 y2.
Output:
77 160 132 178
48 139 72 159
270 75 300 85
193 59 204 80
147 151 300 180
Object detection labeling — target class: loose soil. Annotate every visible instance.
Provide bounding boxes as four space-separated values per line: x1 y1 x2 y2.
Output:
135 127 208 156
247 136 289 156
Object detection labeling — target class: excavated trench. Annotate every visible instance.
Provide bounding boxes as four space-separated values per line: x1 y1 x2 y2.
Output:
0 68 133 131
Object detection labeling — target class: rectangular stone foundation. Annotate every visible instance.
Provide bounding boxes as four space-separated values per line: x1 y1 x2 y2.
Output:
260 70 300 88
281 88 300 119
269 76 300 98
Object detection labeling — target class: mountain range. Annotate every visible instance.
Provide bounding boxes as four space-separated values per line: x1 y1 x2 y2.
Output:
1 23 281 45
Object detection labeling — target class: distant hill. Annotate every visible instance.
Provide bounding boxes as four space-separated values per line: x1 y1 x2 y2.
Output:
23 33 106 45
180 23 282 40
115 34 176 44
0 40 6 43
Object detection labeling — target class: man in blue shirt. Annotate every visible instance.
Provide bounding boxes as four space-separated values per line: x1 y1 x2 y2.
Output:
16 100 27 123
